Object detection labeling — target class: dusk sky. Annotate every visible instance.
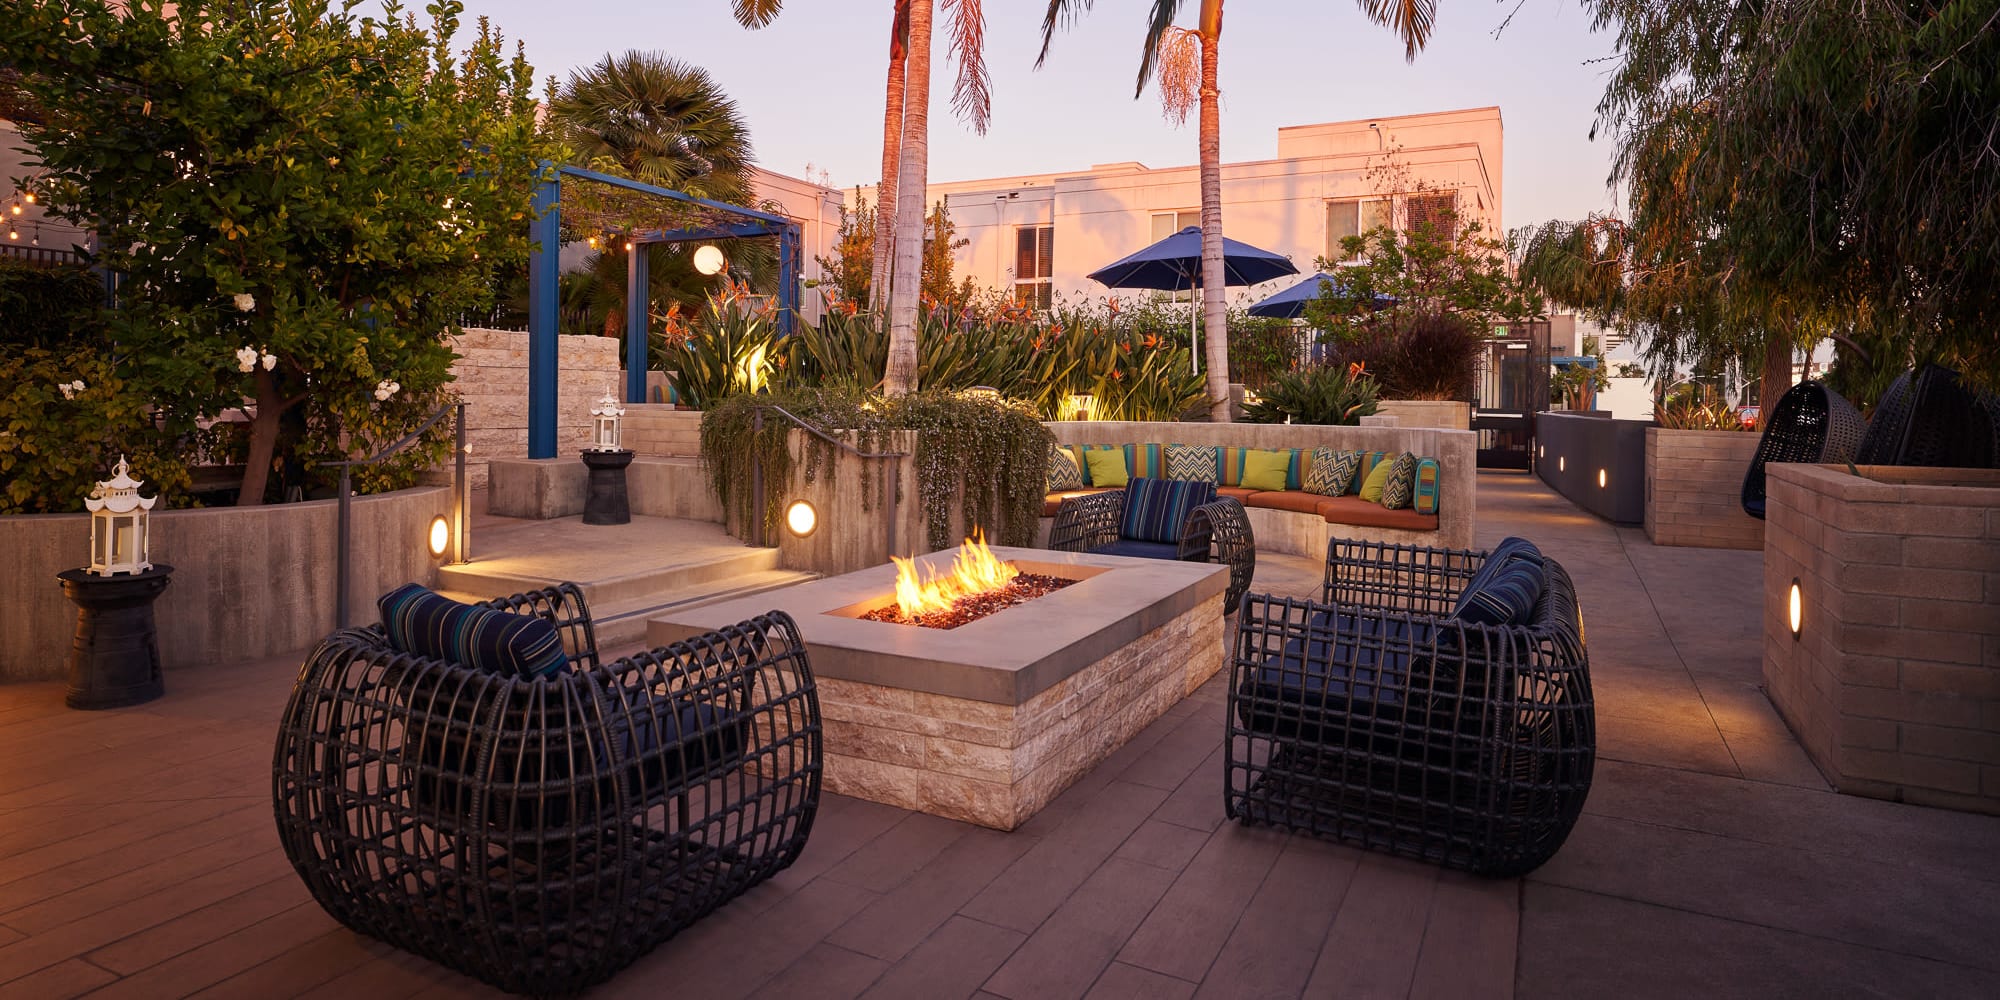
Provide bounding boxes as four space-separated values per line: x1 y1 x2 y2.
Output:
452 0 1626 234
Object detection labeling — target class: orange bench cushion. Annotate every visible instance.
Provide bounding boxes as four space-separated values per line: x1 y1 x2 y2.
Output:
1043 487 1121 517
1314 495 1440 531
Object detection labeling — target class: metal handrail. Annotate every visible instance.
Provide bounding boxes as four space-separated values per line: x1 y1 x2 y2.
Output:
331 402 468 626
749 404 907 551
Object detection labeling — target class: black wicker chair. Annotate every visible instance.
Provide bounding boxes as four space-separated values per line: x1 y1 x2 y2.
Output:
1047 481 1257 611
1741 380 1865 518
1855 364 1998 469
273 584 822 996
1226 541 1594 877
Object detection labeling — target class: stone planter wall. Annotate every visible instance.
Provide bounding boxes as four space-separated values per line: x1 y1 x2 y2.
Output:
1376 400 1473 431
1763 464 2000 814
1646 428 1764 549
621 405 703 458
0 486 452 682
445 328 621 488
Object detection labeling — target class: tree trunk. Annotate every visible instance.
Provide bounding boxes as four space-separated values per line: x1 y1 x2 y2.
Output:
236 368 284 506
1198 1 1230 421
884 0 932 397
1759 331 1792 429
871 1 909 314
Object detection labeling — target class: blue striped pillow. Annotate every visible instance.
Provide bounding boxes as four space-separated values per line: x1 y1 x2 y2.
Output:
378 583 570 679
1453 558 1545 627
1119 477 1217 545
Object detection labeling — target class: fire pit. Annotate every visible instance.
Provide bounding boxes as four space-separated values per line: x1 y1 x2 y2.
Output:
858 533 1077 629
648 543 1227 830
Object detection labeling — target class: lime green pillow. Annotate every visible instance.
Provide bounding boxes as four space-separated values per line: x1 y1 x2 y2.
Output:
1241 449 1291 492
1085 447 1130 488
1359 454 1398 503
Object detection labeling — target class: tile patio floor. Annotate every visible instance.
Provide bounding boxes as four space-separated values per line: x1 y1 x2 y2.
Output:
1 471 1996 998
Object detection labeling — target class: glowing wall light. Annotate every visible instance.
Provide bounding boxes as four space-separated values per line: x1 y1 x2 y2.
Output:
1787 578 1803 639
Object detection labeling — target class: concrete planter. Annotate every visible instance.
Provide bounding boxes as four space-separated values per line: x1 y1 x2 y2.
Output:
1 485 452 682
1645 427 1763 549
1376 400 1472 431
1763 464 2000 815
1536 411 1647 525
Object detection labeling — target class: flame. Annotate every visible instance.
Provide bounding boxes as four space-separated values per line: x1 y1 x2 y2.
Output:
891 530 1019 619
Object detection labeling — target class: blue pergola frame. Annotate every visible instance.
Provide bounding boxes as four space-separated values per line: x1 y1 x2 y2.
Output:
526 163 802 459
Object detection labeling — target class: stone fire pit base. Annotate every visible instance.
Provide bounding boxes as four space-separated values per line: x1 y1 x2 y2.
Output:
648 547 1229 830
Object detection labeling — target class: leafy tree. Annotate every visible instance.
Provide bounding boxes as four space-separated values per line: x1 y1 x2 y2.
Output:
4 0 546 506
1303 193 1539 338
811 197 966 308
1037 0 1438 420
547 51 753 205
1552 0 2000 403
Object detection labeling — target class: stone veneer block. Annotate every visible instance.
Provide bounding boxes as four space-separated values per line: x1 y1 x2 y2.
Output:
648 547 1228 829
1764 464 2000 815
1646 427 1764 550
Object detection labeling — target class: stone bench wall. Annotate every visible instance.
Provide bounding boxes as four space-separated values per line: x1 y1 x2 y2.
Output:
445 328 621 489
1646 427 1764 550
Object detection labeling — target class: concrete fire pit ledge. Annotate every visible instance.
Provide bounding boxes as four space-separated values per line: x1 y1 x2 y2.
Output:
648 546 1228 829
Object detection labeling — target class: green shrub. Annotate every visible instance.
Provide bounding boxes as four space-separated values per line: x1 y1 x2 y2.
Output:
1241 364 1382 425
659 284 796 409
0 260 101 350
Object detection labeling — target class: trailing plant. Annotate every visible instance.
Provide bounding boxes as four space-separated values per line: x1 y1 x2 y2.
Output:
1241 364 1381 425
699 386 1053 552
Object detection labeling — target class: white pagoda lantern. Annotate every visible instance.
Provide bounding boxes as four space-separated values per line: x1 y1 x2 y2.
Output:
85 455 156 576
589 388 625 452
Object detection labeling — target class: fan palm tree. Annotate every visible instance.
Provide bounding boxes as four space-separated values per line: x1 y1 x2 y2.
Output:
1039 1 1436 420
547 51 754 205
735 0 990 396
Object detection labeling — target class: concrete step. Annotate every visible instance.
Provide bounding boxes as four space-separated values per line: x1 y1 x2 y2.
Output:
440 568 818 652
437 545 779 610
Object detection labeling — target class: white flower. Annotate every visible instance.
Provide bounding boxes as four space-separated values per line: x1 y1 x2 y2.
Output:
233 293 255 313
260 352 277 371
235 346 258 372
373 379 400 402
57 380 84 400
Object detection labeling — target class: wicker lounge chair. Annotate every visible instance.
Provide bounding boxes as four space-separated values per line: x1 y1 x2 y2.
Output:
1226 539 1594 877
1048 477 1257 611
1741 380 1865 518
1855 364 1998 469
273 584 822 996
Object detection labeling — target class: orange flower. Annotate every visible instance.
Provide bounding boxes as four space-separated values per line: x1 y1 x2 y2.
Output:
1107 296 1121 315
1141 333 1160 349
1348 361 1367 380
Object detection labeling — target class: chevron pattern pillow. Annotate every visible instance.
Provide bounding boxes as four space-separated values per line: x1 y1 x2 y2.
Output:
1380 452 1420 509
1305 448 1361 496
1164 444 1220 483
1047 443 1083 491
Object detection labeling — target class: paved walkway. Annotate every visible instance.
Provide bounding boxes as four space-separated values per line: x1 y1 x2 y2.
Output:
0 472 1994 998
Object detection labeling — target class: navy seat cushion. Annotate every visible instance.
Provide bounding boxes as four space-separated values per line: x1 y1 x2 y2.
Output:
378 583 570 679
1237 609 1438 740
1451 536 1545 623
1091 538 1185 561
1119 477 1217 545
1454 554 1547 628
598 693 744 785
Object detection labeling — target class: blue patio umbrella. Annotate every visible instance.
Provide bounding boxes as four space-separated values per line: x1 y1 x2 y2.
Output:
1087 226 1299 373
1245 272 1390 319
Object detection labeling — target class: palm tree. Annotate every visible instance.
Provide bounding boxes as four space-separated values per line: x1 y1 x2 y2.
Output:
735 0 990 396
547 51 754 205
1039 1 1436 420
871 2 912 313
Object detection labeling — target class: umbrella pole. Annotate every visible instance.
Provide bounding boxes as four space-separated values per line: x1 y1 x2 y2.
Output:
1190 286 1200 376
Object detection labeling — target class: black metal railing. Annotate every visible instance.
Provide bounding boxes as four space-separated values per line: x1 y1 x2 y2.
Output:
749 405 907 551
327 402 468 626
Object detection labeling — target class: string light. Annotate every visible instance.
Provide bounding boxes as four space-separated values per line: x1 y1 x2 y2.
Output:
6 225 17 241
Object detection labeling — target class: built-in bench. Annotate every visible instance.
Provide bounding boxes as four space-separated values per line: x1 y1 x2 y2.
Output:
1041 421 1476 554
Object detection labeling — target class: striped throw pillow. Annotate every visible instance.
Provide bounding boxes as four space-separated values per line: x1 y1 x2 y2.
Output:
1047 443 1083 491
378 583 569 679
1164 443 1220 483
1124 443 1164 480
1380 452 1419 510
1305 448 1361 497
1412 457 1441 515
1454 558 1546 627
1351 450 1393 495
1119 477 1218 544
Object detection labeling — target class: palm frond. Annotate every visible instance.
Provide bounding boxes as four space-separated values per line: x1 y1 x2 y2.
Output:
1356 0 1437 61
732 0 783 29
942 0 991 135
1035 0 1094 69
1134 0 1185 97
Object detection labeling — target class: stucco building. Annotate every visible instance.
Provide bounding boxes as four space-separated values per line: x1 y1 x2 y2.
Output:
858 107 1504 309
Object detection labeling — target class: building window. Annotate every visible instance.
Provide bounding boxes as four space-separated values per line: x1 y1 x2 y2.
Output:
1326 198 1392 261
1406 192 1458 241
1014 225 1052 310
1150 210 1201 243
